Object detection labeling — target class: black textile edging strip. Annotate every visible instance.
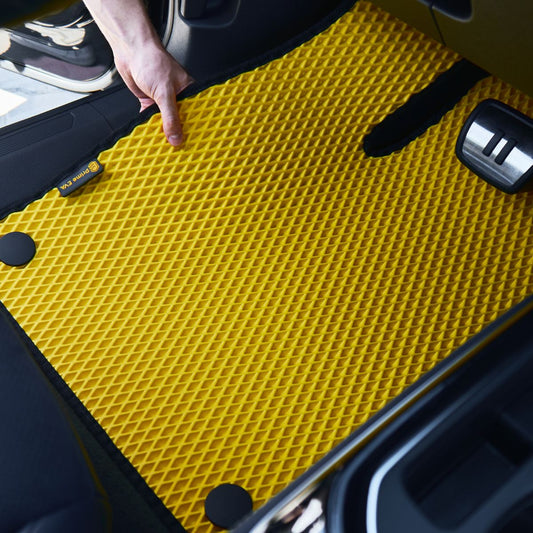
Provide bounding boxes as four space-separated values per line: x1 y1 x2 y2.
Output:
0 300 186 533
0 0 357 222
363 59 489 158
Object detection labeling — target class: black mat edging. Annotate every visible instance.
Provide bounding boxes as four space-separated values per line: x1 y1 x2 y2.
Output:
0 300 187 533
0 0 357 222
363 59 489 158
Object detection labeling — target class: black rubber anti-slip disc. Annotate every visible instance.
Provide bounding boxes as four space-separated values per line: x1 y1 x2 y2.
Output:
0 232 36 267
204 483 253 529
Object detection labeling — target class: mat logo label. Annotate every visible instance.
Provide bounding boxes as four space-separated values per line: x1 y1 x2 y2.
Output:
57 159 104 197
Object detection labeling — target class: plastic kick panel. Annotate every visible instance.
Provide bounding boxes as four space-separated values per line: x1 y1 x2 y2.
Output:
1 2 533 531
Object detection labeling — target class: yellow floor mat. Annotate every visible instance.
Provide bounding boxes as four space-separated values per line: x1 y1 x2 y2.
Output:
2 1 533 530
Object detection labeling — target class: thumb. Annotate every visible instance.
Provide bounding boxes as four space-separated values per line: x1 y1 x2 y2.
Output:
138 96 155 113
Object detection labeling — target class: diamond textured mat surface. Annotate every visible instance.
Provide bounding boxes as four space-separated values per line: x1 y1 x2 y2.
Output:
2 2 533 530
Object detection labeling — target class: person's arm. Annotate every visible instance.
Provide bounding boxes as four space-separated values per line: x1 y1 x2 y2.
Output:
84 0 192 147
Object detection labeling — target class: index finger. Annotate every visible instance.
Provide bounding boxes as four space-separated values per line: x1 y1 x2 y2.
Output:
155 84 183 147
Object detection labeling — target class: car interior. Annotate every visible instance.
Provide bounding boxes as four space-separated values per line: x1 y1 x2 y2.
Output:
0 1 533 532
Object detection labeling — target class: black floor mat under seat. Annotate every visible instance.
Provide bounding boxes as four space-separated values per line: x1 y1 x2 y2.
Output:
0 301 186 533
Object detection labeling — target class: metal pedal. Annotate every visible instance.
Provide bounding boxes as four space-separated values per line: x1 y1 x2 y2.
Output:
456 99 533 194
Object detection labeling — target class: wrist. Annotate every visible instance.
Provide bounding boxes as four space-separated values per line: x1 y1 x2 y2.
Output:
84 0 161 56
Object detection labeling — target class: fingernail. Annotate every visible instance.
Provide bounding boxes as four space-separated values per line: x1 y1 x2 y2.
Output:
169 134 182 146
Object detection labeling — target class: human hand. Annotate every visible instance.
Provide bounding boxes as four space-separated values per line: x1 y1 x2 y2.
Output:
84 0 193 147
114 40 193 147
0 29 11 54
